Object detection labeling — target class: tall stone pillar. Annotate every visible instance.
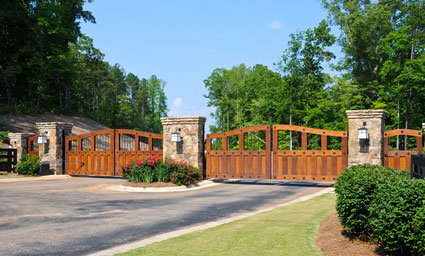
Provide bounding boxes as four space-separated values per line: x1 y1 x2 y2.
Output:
346 110 388 166
161 117 207 176
8 133 34 162
35 122 73 175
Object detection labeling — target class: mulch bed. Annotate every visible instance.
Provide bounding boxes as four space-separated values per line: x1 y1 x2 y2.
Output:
316 214 386 256
122 181 178 188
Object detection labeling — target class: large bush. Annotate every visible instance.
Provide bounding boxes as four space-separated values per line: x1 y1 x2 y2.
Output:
335 164 406 237
122 156 201 186
369 178 425 255
15 154 40 176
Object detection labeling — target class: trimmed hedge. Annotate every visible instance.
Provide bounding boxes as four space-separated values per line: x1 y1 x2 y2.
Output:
335 164 425 254
370 178 425 255
335 164 407 237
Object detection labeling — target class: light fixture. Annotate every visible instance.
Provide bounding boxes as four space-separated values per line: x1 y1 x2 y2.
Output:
38 131 48 144
171 128 182 142
358 122 369 140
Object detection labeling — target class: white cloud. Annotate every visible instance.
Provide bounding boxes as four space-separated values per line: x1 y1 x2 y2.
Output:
269 19 282 30
168 97 183 117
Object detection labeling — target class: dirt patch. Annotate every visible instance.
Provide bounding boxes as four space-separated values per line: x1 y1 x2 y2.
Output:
0 114 109 135
316 214 385 256
122 181 178 188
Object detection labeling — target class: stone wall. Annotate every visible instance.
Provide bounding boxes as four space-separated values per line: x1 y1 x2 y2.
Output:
8 133 34 162
36 122 73 174
346 109 387 166
161 117 206 176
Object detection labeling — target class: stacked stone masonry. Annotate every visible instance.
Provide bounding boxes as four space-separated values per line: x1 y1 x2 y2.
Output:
35 122 73 174
8 133 34 162
161 117 206 176
346 110 388 166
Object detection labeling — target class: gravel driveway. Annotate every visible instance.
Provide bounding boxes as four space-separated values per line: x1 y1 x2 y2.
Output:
0 177 329 256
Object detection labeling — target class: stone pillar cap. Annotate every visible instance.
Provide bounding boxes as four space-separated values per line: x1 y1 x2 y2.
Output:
8 133 35 138
161 116 206 125
346 109 388 119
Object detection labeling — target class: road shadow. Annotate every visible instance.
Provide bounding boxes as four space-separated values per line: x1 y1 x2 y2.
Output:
208 178 334 187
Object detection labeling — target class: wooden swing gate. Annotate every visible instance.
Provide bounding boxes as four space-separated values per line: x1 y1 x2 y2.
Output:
383 129 423 170
206 125 348 182
65 129 163 176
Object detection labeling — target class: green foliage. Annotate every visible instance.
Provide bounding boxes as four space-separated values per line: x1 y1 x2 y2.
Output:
0 131 10 141
335 165 406 237
1 1 167 132
15 154 40 176
122 156 201 186
335 164 425 254
369 178 425 255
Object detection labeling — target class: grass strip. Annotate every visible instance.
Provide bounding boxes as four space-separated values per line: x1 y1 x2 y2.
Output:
0 173 25 179
117 192 336 256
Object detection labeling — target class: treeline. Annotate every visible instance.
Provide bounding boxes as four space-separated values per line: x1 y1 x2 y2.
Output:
1 0 167 132
204 0 425 134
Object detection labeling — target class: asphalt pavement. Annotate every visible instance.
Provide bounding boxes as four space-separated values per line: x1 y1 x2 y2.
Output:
0 177 330 256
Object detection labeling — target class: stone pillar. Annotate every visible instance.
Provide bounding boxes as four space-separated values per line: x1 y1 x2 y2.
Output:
161 117 207 175
35 122 73 175
346 109 388 166
8 133 34 162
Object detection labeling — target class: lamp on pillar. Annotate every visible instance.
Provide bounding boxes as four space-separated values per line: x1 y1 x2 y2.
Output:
171 128 182 142
37 132 48 144
358 122 369 140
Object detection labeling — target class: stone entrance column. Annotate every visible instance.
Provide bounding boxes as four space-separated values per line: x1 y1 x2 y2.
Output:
346 110 388 166
161 117 207 177
8 133 34 162
35 122 73 174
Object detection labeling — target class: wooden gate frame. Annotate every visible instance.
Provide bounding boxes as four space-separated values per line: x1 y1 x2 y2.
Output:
205 125 271 179
65 129 163 176
383 129 423 170
272 125 348 182
27 135 39 156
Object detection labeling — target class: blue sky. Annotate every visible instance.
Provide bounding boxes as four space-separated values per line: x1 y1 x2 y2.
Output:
80 0 341 133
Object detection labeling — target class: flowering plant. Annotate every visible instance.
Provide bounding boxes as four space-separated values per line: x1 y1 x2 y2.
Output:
121 156 200 186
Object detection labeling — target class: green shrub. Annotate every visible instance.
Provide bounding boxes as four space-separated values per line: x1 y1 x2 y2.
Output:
369 178 425 255
15 154 40 176
122 156 201 186
335 164 406 237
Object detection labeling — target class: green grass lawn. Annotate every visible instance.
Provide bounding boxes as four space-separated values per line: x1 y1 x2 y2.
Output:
0 173 26 179
117 192 336 256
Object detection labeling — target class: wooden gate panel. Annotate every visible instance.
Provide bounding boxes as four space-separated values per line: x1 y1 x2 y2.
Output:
65 129 163 176
65 129 115 176
206 125 271 179
273 125 347 182
384 129 422 170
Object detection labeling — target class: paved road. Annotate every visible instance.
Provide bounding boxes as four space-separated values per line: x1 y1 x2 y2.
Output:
0 177 330 256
